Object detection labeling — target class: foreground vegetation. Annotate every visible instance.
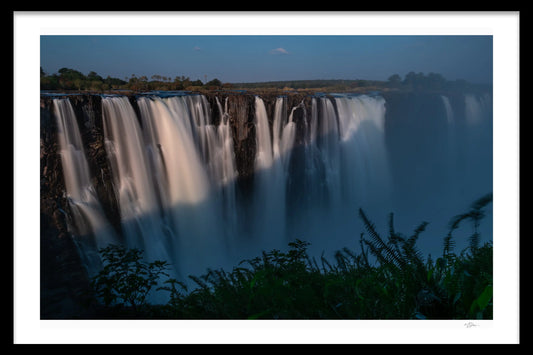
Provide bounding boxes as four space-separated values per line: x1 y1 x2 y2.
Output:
87 194 493 320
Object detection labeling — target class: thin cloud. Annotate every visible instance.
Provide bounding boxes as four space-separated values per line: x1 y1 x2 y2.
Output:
269 47 289 55
193 46 202 51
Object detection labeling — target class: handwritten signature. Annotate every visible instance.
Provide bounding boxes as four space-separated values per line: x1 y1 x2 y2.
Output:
464 322 480 328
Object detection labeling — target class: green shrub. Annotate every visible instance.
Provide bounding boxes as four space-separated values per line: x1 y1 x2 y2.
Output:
90 244 170 312
88 194 493 320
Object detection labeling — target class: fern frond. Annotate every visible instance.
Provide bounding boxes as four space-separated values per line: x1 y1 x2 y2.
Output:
448 213 466 231
341 247 357 262
359 208 404 268
334 250 348 272
188 275 209 290
321 251 334 273
402 221 428 264
359 233 370 269
388 213 396 239
361 236 386 266
446 192 492 253
213 269 231 288
407 221 428 247
443 232 456 257
310 256 321 273
471 193 493 211
469 232 481 251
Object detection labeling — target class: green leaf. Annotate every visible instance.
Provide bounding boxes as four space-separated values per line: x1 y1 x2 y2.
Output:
469 284 493 316
476 285 493 310
247 309 271 319
427 269 433 283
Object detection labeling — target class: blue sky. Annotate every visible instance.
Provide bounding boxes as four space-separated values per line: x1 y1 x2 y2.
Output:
40 35 493 84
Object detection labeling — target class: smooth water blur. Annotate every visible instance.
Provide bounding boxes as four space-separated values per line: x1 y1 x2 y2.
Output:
53 99 119 276
52 91 493 297
385 92 493 258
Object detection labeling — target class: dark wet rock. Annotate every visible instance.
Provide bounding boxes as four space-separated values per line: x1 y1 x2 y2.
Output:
38 90 344 317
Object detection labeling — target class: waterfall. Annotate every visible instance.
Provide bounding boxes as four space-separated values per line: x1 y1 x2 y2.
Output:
137 95 210 207
334 94 390 212
252 96 287 250
254 96 274 171
101 96 174 273
441 95 454 125
280 105 297 172
465 94 485 126
48 90 492 292
440 95 459 203
385 92 492 257
214 96 238 241
102 95 232 279
317 97 342 208
462 93 493 200
284 94 390 255
53 98 119 276
138 94 231 272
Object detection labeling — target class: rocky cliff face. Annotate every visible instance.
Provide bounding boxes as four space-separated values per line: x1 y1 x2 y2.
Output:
40 98 93 318
202 91 312 180
39 89 492 318
39 90 315 318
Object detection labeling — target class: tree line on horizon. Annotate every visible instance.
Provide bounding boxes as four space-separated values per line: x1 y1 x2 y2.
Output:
40 67 490 93
235 72 490 93
40 67 226 92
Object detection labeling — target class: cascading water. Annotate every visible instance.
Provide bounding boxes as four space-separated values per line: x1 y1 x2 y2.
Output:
386 92 492 258
317 96 342 208
334 94 390 212
101 96 173 269
48 90 492 298
282 94 392 256
252 96 288 250
53 98 119 276
101 94 236 281
214 96 239 241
